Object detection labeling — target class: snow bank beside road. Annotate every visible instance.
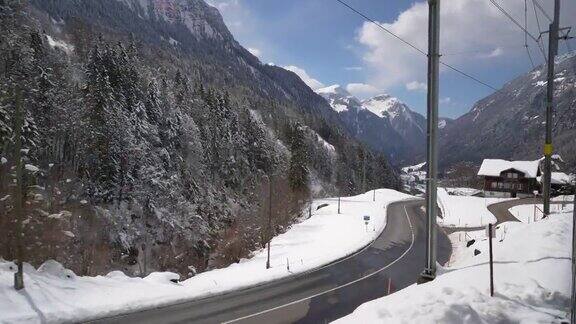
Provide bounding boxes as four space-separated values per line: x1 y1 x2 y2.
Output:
335 207 572 323
0 189 413 323
437 188 507 227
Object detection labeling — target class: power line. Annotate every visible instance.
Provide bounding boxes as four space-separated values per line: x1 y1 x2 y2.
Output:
532 0 552 22
334 0 498 91
334 0 426 56
531 0 548 63
440 62 498 90
489 0 538 42
489 0 547 60
531 0 543 34
524 0 536 68
442 45 525 56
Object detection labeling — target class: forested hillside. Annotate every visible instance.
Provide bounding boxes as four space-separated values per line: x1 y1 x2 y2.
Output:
0 0 399 278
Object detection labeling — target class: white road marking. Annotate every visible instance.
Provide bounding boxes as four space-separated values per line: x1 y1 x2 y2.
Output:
222 204 416 324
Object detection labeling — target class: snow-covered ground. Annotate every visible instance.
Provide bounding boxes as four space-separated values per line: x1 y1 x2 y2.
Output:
0 189 413 323
335 205 572 323
437 188 509 227
444 187 481 196
509 203 573 223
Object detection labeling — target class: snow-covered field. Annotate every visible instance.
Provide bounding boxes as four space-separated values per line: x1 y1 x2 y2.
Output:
335 206 572 323
0 189 412 323
437 188 509 227
509 203 573 223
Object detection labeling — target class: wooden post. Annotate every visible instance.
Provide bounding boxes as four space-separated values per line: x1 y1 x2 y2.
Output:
387 277 393 295
373 189 376 202
489 223 494 297
338 196 341 214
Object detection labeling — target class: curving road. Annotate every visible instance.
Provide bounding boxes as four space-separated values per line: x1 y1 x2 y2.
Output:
443 197 574 235
487 197 573 224
88 199 451 324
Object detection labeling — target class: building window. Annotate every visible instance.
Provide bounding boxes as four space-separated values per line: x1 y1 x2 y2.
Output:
506 172 518 179
491 182 497 189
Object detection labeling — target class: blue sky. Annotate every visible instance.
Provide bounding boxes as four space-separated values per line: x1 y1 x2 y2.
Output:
208 0 576 118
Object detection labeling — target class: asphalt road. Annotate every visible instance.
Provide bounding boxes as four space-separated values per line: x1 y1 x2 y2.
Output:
443 197 574 234
487 197 573 224
89 199 451 324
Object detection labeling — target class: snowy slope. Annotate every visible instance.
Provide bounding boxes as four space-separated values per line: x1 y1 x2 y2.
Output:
316 85 363 113
437 188 509 227
335 206 572 323
0 189 413 323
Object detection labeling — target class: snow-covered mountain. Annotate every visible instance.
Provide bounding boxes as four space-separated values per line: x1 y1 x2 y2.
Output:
440 52 576 170
316 85 363 113
361 94 426 156
316 85 426 164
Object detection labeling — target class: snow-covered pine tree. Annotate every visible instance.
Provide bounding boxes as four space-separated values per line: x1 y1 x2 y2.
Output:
287 123 310 195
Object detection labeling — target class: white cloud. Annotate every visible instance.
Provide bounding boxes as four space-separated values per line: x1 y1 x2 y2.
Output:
440 97 452 104
283 65 325 90
346 83 381 98
479 47 504 59
405 81 427 91
247 47 262 58
356 0 576 89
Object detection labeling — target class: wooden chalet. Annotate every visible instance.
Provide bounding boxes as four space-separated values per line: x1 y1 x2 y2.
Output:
477 159 541 198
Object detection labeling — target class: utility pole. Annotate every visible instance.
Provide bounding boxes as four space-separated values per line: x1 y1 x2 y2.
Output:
542 0 560 217
13 87 25 290
570 179 576 323
420 0 440 283
362 151 366 193
266 175 272 269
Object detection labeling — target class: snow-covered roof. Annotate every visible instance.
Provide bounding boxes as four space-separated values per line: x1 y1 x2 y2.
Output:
477 159 540 178
537 172 573 185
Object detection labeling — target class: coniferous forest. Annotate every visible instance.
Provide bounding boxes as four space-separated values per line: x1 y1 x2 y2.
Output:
0 0 400 277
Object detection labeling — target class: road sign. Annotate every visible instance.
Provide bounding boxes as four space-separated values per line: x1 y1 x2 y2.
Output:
363 215 370 232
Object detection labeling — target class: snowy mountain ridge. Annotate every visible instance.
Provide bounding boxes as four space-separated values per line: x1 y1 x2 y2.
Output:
439 52 576 170
316 85 427 164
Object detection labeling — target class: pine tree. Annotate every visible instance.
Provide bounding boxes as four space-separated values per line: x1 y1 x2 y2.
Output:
82 45 125 201
287 123 309 193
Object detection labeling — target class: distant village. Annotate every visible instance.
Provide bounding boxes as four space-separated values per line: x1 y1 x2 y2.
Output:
401 155 575 197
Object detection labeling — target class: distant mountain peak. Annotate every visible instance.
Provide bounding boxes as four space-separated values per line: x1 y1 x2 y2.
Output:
361 95 409 120
316 84 350 97
315 85 427 164
316 85 361 113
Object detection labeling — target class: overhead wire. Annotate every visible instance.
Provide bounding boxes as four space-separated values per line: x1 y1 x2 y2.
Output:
488 0 548 60
334 0 498 91
532 0 552 22
530 0 547 62
524 0 536 68
442 45 527 56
